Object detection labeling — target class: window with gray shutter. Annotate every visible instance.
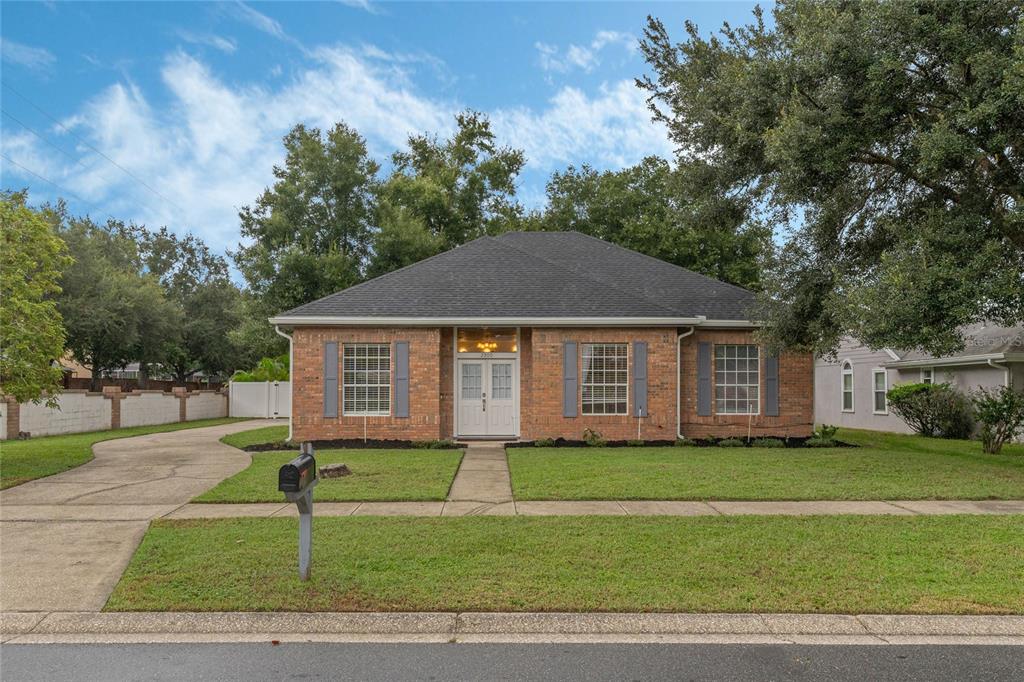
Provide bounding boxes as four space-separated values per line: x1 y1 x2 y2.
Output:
394 341 409 418
697 342 712 416
323 341 338 418
764 355 779 417
563 341 578 417
633 341 647 417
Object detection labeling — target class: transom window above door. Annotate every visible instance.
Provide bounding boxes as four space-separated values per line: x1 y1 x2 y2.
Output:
457 327 518 353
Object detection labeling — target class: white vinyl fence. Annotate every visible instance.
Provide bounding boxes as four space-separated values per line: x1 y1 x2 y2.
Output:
229 381 291 419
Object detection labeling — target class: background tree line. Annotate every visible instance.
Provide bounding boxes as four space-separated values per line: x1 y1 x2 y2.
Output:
4 0 1020 404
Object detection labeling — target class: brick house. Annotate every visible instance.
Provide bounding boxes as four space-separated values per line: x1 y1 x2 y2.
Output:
270 232 813 442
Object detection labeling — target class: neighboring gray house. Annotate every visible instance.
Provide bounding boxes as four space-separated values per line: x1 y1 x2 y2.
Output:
814 323 1024 433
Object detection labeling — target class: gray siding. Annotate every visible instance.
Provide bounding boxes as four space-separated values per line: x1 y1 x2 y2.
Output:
814 338 1018 434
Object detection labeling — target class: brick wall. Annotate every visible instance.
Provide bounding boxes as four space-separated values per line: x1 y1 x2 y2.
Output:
680 329 814 439
289 325 813 442
521 327 678 441
291 327 444 442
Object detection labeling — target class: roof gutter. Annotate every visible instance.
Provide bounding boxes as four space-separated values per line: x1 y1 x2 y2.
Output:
885 352 1024 369
273 325 293 443
269 315 710 328
988 358 1011 388
677 326 696 440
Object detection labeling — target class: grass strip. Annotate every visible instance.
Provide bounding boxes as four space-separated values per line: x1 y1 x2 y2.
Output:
106 515 1024 614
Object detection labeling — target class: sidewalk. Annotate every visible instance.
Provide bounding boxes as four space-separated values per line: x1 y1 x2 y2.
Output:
3 611 1022 645
0 420 281 612
31 498 1017 520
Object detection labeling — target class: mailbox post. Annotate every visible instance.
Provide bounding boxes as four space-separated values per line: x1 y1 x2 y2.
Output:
278 442 318 581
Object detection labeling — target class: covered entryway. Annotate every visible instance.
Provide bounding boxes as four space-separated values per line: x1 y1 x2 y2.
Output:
454 327 519 438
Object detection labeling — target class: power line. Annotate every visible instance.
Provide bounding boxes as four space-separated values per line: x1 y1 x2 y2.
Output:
0 152 119 223
1 80 186 219
2 108 90 172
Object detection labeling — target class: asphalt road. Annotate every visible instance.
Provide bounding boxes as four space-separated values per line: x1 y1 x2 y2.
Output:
2 643 1023 681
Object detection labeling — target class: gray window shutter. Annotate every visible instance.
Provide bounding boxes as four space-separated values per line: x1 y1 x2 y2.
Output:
633 341 648 417
764 354 779 417
323 341 338 418
563 341 578 417
697 342 712 417
394 341 410 418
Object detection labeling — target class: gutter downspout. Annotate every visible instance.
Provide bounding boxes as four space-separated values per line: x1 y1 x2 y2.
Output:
274 325 294 442
987 358 1011 388
677 326 696 439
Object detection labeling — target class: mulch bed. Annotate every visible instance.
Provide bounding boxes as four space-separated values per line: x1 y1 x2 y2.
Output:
242 438 467 452
506 437 857 449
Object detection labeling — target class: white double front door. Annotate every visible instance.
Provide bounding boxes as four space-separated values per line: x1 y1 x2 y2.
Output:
457 358 517 437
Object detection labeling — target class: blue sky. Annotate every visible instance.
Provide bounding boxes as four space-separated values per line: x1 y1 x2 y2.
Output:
1 1 762 255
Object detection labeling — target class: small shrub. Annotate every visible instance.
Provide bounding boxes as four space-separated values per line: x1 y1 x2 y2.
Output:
717 437 746 447
751 437 785 448
674 437 696 447
626 439 645 447
533 438 556 448
412 439 457 449
583 428 606 447
815 424 839 440
805 436 834 448
971 386 1024 454
887 383 973 438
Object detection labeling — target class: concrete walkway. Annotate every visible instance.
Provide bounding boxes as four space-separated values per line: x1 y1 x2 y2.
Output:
0 420 281 612
159 498 1024 518
2 611 1022 645
445 442 513 509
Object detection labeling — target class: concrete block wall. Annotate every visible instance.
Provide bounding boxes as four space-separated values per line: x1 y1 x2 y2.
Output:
19 391 112 437
186 391 228 420
120 391 183 428
1 387 227 439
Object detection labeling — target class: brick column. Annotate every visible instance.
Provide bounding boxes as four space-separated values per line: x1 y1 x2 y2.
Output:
103 386 123 429
172 387 188 422
4 396 19 440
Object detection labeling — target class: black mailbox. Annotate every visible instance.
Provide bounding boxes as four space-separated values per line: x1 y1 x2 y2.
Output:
278 453 317 493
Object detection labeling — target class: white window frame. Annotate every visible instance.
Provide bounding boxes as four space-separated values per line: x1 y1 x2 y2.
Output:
342 343 392 417
872 368 888 415
714 344 760 415
581 343 629 416
841 360 854 413
920 367 934 384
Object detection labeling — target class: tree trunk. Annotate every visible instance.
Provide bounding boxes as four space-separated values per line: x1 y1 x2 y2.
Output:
138 363 150 390
90 372 101 393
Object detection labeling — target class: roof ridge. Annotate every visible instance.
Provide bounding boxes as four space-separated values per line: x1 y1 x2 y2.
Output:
561 230 755 297
494 233 683 317
279 236 496 316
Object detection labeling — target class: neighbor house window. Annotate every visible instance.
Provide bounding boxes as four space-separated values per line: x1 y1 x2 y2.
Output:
921 367 934 384
342 343 391 415
715 344 759 414
581 343 628 415
873 369 888 414
841 361 854 412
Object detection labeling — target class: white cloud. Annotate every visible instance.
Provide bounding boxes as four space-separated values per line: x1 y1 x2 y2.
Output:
2 45 669 255
337 0 381 14
177 31 237 54
535 30 636 74
1 38 56 72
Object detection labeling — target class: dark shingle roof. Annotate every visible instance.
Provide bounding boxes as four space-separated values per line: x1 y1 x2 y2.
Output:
276 231 756 321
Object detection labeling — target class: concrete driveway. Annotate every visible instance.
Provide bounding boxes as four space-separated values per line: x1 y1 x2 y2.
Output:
0 419 280 612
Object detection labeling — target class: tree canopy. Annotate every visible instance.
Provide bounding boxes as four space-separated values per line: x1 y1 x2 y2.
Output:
0 193 71 404
639 0 1024 355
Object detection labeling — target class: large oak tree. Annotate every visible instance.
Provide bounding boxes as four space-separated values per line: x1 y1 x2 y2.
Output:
640 0 1024 355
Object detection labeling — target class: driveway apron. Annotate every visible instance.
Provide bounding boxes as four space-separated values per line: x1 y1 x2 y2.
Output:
0 420 277 612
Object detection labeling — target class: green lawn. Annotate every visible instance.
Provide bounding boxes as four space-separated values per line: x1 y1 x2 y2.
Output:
195 448 463 502
106 515 1024 614
0 417 244 489
508 429 1024 501
220 425 289 450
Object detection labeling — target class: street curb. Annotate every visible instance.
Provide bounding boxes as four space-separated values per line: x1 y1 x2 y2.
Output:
3 612 1023 645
